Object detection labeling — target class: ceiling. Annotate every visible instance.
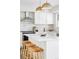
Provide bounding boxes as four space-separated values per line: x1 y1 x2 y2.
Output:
20 0 59 11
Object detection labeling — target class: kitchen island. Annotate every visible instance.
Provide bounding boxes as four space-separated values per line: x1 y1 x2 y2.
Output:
24 33 59 59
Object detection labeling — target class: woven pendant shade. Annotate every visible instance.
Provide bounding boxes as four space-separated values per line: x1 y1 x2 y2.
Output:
36 0 53 11
42 2 52 9
36 6 42 11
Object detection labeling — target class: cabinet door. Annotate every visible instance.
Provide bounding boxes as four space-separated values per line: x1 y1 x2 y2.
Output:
35 12 53 24
47 40 59 59
35 12 40 24
46 13 53 24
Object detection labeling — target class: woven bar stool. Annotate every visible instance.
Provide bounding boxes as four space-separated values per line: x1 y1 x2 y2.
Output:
21 41 36 59
21 41 44 59
24 41 36 59
28 45 44 59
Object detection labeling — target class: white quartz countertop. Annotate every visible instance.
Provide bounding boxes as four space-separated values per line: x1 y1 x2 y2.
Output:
24 34 58 42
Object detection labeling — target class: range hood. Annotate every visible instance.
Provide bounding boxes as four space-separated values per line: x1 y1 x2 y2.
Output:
25 12 32 20
21 11 34 23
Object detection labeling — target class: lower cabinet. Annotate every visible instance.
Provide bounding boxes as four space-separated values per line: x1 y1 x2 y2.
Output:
30 39 59 59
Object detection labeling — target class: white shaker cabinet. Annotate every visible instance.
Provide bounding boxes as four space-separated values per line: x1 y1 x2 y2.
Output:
46 40 59 59
33 39 59 59
35 12 54 24
35 12 46 24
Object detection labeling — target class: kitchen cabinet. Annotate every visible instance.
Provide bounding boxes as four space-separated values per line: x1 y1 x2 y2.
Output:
20 23 34 31
24 34 59 59
35 12 54 24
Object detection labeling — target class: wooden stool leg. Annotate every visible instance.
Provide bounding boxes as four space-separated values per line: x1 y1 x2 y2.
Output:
37 52 39 59
39 52 41 59
38 52 40 59
33 52 35 59
36 52 38 59
35 52 37 59
29 50 31 59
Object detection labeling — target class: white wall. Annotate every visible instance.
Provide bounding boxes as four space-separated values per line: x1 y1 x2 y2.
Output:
20 5 35 11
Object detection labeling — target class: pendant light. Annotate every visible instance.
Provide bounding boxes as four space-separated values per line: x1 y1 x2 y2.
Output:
36 6 42 11
36 0 42 11
42 0 53 10
36 0 53 11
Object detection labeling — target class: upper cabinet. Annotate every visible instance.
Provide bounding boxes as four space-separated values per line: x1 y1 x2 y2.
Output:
35 12 54 24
